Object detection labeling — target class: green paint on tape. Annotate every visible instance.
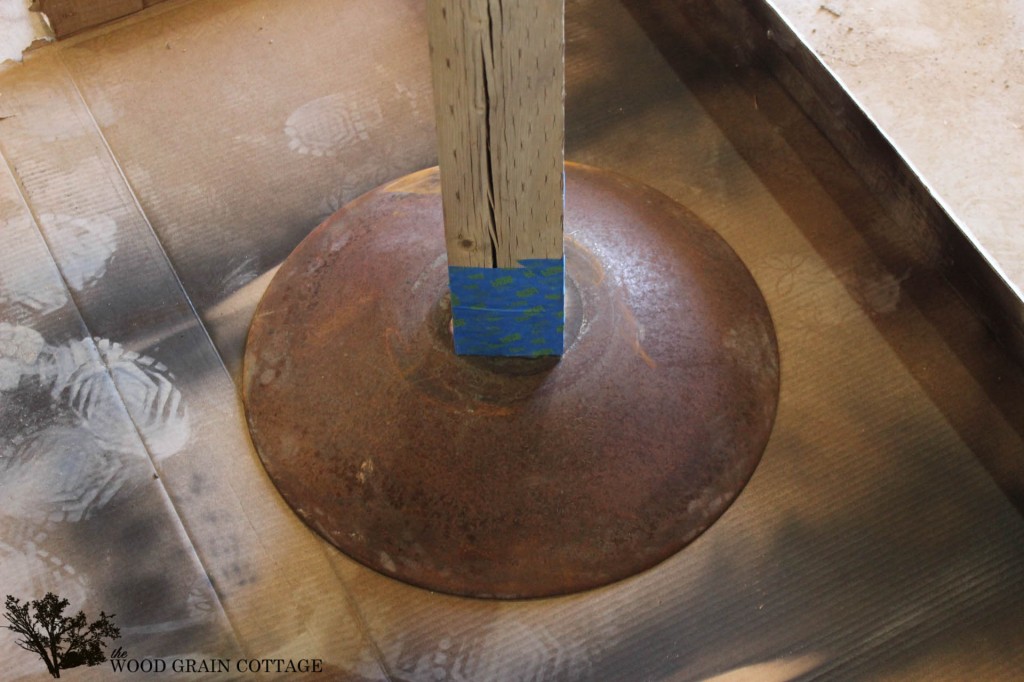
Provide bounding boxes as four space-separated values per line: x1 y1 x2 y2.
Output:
448 257 565 356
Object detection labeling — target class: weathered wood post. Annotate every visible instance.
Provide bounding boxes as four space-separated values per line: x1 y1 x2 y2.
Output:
427 0 565 357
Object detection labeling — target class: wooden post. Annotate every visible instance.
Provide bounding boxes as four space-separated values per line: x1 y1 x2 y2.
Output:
427 0 565 357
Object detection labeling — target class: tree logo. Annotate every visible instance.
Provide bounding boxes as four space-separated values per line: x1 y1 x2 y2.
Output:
3 592 120 678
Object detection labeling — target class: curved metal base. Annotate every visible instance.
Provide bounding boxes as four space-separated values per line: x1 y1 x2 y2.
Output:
242 163 779 598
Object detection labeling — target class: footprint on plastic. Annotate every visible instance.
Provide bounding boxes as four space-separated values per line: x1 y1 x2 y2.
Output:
51 337 192 461
285 93 383 157
37 213 119 291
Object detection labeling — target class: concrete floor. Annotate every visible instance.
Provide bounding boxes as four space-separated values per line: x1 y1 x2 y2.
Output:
771 0 1024 297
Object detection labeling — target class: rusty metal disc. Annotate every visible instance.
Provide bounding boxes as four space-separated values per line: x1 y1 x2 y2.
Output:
242 163 779 599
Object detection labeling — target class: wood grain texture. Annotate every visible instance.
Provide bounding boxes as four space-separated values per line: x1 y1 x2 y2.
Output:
428 0 565 268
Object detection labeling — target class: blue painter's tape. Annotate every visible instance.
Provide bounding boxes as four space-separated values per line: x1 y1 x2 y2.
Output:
449 258 565 357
